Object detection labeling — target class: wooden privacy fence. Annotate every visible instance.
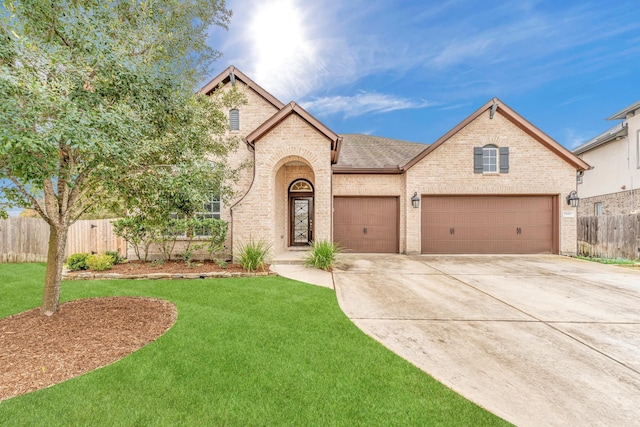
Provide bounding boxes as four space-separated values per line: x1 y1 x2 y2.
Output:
0 218 126 263
577 214 640 260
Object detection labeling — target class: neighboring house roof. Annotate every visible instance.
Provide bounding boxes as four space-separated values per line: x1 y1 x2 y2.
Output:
245 102 343 164
198 65 285 110
572 122 628 155
403 98 590 172
607 100 640 121
333 134 428 174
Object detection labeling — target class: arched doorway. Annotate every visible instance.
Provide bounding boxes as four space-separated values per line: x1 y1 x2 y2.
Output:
289 179 314 246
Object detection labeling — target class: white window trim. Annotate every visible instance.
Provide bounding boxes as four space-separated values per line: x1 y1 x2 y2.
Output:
594 202 603 216
169 194 221 238
482 145 498 174
636 129 639 169
193 194 221 237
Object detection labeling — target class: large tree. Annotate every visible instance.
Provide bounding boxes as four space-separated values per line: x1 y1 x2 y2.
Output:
0 0 240 315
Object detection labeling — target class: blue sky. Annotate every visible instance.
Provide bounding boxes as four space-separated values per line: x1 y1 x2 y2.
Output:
207 0 640 149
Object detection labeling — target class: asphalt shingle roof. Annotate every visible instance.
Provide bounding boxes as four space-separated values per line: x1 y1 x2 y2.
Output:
336 134 428 169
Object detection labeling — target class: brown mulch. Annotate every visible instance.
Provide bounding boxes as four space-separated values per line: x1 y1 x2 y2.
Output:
106 260 248 275
0 297 177 402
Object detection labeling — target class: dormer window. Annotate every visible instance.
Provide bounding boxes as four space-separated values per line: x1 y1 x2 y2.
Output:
229 109 239 131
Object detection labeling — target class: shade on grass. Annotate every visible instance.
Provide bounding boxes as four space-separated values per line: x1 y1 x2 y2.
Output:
0 264 508 426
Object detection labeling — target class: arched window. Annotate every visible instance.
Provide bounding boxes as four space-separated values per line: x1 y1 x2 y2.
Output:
289 179 313 193
229 109 239 131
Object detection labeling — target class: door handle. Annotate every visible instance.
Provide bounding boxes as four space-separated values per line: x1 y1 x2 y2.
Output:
449 227 455 235
363 227 368 235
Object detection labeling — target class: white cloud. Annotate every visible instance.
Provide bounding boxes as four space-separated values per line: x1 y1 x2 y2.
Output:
212 0 640 104
563 129 594 150
300 92 435 118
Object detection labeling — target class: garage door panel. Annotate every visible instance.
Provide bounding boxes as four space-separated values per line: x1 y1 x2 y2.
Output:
334 197 399 253
422 196 556 254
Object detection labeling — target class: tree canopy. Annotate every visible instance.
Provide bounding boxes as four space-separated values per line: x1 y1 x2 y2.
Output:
0 0 242 314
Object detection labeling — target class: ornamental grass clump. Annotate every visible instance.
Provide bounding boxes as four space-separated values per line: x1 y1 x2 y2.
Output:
305 240 341 271
235 239 271 272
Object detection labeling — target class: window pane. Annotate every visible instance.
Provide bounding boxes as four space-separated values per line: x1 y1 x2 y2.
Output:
482 147 497 173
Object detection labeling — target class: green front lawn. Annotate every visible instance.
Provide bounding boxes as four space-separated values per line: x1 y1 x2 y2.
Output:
0 264 508 426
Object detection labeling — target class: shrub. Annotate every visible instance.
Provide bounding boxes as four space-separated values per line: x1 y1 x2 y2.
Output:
66 253 90 271
235 239 271 272
105 251 126 264
305 240 342 271
112 217 157 262
86 253 114 271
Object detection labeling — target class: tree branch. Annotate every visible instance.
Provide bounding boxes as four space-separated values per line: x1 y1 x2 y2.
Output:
6 175 53 226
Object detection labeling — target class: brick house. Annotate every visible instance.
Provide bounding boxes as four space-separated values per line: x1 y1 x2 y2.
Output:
573 100 640 217
200 66 589 257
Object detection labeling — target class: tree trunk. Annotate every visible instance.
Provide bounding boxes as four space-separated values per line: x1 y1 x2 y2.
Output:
41 223 68 316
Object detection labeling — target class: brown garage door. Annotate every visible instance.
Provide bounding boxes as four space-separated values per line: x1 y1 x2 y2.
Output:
334 197 399 253
421 196 557 254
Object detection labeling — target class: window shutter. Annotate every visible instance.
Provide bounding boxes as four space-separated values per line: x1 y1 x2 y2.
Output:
229 109 239 131
474 147 483 173
499 147 509 173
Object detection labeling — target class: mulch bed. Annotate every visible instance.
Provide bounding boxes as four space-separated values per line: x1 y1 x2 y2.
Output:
63 260 274 280
108 260 248 275
0 297 177 402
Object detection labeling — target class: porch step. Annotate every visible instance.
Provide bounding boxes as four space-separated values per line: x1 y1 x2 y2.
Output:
272 250 309 265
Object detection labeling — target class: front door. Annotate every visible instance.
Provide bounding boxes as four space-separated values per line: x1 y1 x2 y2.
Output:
290 196 313 246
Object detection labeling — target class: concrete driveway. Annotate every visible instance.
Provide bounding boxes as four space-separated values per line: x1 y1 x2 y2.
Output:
333 254 640 426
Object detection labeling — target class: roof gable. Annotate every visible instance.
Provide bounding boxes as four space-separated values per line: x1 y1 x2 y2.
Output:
245 102 343 164
198 65 285 110
403 98 590 172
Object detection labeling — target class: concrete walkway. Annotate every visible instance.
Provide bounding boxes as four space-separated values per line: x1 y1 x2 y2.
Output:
333 254 640 427
270 251 334 289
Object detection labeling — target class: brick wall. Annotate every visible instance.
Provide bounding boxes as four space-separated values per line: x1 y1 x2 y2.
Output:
405 110 579 255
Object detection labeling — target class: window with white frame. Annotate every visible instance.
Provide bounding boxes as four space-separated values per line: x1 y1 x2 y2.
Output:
482 145 498 173
169 194 221 237
193 194 221 237
637 129 640 169
594 202 603 216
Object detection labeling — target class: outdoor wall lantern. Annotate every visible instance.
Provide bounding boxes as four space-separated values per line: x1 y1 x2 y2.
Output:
566 190 580 208
411 192 420 209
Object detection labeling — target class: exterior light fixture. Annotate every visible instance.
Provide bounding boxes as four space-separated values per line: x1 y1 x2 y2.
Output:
566 190 579 208
411 192 420 209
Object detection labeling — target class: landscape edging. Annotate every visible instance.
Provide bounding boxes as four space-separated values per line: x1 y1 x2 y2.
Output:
62 271 277 280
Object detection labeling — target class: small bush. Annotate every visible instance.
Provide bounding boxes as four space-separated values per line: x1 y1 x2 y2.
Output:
305 240 341 271
66 253 90 271
86 253 114 271
235 239 271 272
105 251 125 265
